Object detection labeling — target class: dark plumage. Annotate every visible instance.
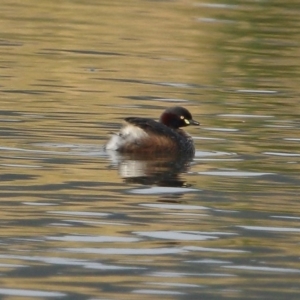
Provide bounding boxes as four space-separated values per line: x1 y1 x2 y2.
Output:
105 106 199 155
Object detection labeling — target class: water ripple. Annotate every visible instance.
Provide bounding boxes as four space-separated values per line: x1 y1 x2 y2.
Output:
0 288 65 297
134 231 218 241
198 170 273 177
47 235 140 242
238 226 300 232
62 248 186 255
223 265 300 273
140 203 208 210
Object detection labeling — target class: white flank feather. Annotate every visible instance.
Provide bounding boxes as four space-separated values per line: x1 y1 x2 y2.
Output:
105 124 148 150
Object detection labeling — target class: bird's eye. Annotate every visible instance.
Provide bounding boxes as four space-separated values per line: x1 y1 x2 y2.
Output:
180 116 184 119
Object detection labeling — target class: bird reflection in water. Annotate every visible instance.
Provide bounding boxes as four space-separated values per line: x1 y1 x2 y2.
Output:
107 151 194 187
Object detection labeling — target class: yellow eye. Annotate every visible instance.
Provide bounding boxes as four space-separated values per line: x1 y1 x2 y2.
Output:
180 115 190 124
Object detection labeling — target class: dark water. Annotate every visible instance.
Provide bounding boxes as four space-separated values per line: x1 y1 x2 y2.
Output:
0 1 300 299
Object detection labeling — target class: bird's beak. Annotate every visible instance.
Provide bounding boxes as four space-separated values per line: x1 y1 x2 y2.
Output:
189 119 200 126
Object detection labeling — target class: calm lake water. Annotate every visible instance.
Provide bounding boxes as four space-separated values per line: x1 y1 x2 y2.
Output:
1 0 300 299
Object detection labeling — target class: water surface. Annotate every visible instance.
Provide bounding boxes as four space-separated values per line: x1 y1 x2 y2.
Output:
0 0 300 299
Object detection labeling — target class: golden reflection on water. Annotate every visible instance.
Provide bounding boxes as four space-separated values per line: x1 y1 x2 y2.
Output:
0 0 300 299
